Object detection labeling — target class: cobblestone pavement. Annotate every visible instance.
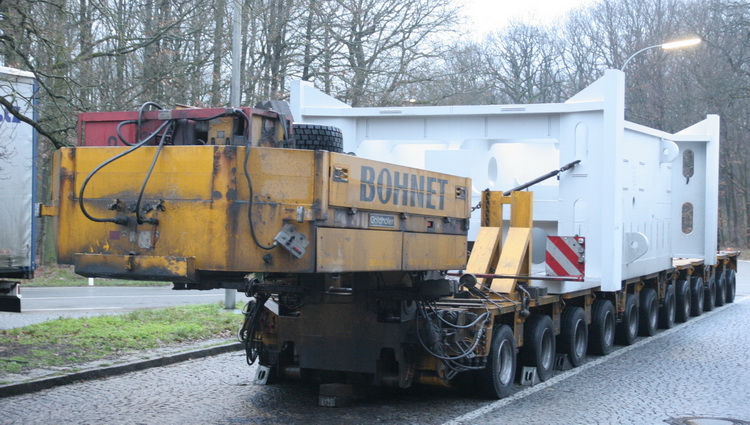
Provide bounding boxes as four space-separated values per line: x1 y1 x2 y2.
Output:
446 297 750 425
1 295 748 425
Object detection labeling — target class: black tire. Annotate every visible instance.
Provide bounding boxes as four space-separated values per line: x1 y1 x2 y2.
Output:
291 123 344 153
588 299 615 356
714 271 726 307
475 324 516 399
725 269 737 304
519 314 555 382
703 276 716 312
690 276 704 316
616 294 639 346
557 306 588 367
675 279 691 323
639 288 658 336
658 284 676 329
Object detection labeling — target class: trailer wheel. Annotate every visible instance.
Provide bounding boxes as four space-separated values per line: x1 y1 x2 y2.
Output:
638 288 658 336
519 314 555 381
725 269 736 304
690 276 704 316
557 306 587 367
475 324 516 399
703 276 716 312
675 279 691 323
714 271 726 307
291 124 344 152
588 299 615 356
615 294 638 346
658 284 676 329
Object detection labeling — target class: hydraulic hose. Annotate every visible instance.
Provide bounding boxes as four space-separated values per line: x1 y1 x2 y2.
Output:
78 119 172 224
134 120 174 225
236 108 276 251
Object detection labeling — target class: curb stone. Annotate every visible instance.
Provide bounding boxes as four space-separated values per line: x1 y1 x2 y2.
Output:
0 341 242 398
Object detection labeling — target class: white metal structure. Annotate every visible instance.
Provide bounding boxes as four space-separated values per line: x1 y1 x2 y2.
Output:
290 70 719 293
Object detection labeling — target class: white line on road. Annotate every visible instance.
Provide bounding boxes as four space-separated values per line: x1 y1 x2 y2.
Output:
24 307 126 312
28 294 226 300
443 295 749 425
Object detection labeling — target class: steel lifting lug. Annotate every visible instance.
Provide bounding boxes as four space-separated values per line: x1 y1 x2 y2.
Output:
519 294 532 317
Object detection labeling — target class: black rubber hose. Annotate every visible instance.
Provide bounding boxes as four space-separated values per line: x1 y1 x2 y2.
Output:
134 120 174 225
234 109 275 251
78 119 172 224
116 120 137 146
136 102 164 146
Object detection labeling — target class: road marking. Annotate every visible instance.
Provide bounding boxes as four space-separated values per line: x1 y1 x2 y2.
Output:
28 294 226 300
443 296 749 425
24 307 126 312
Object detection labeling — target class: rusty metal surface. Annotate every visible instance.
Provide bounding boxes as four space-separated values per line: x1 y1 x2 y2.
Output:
74 253 196 282
55 146 471 283
77 107 288 147
56 146 319 279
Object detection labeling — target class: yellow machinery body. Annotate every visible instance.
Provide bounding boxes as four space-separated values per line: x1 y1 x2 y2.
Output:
52 146 471 285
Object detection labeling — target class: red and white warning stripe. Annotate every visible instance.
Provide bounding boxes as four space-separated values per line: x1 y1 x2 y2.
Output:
546 236 585 278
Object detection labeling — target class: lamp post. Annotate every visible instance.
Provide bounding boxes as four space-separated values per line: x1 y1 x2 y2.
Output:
621 38 702 70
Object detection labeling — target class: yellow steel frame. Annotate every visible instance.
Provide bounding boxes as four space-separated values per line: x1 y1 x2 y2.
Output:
465 190 534 297
52 146 471 282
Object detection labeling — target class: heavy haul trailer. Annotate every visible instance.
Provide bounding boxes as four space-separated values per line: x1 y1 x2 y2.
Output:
47 69 739 403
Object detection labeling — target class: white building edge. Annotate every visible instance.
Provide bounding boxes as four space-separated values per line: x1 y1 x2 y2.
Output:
290 69 719 293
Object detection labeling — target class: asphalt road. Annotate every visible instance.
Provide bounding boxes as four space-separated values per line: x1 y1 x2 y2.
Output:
0 287 251 330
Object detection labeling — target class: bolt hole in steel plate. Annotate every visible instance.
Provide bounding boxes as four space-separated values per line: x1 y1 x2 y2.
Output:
487 156 498 187
666 417 750 425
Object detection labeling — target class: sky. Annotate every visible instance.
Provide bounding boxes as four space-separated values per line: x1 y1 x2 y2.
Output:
461 0 596 37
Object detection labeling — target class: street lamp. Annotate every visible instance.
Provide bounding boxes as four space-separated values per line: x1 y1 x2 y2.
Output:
621 38 702 70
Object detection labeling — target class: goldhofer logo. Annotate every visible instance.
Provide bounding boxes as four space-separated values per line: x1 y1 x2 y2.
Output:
360 165 448 210
369 214 395 228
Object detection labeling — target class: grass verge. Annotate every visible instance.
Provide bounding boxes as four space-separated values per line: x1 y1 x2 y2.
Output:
24 264 169 287
0 303 243 374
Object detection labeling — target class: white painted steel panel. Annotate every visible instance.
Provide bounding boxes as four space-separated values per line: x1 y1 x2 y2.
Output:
291 70 719 293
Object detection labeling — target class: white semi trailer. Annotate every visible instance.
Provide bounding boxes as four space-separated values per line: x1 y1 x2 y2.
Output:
0 66 37 313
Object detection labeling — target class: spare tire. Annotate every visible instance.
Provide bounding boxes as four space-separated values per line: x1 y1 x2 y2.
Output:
292 124 343 153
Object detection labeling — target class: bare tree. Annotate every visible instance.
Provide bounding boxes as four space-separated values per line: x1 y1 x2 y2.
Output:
483 22 565 104
678 0 750 247
320 0 458 106
398 41 497 106
0 0 746 250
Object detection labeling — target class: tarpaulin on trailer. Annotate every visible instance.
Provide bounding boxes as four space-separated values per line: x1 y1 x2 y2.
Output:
0 67 36 274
